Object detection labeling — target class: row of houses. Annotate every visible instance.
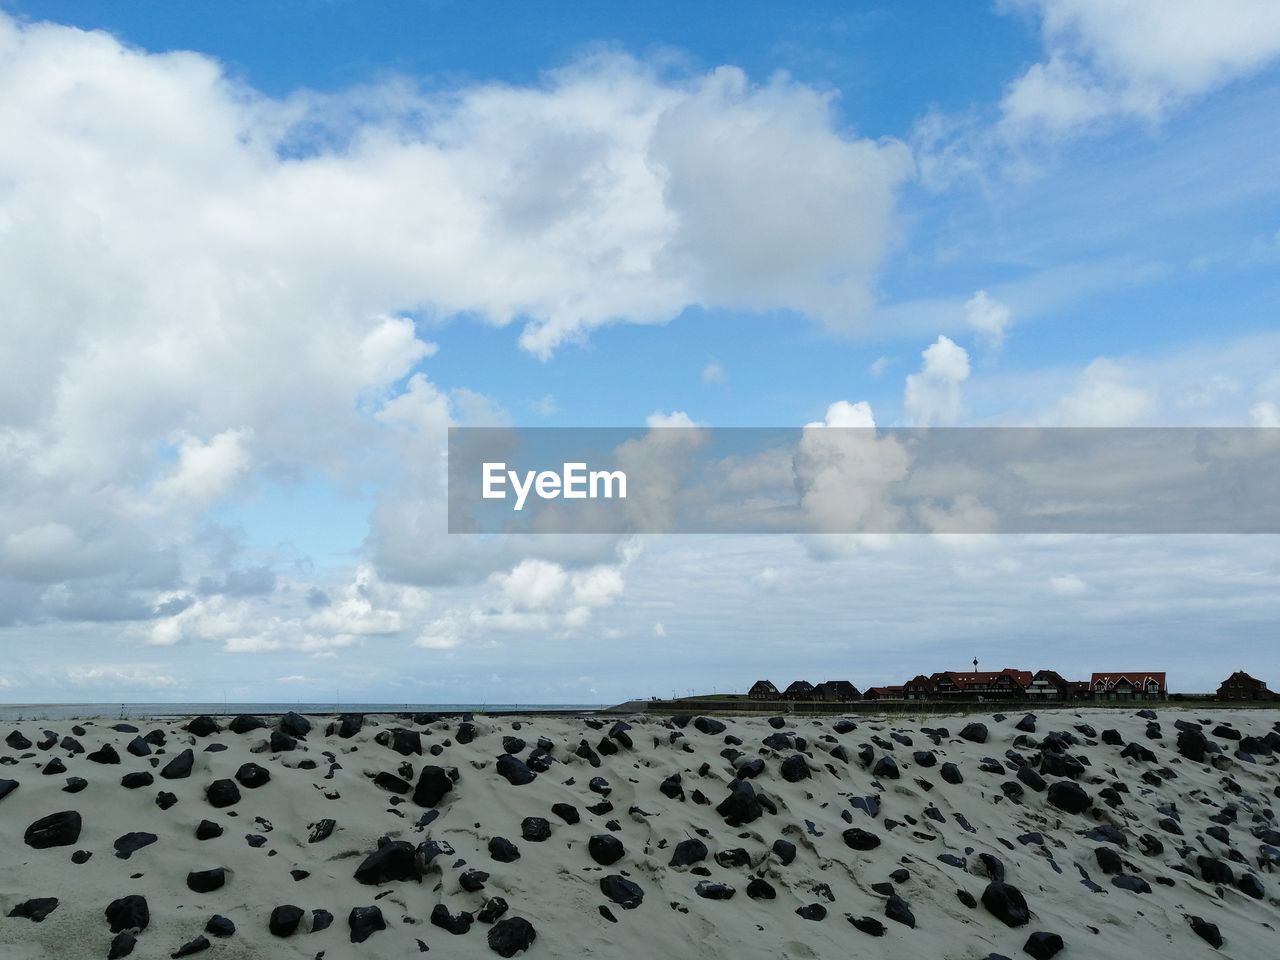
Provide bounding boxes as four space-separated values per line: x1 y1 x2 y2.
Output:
747 669 1277 703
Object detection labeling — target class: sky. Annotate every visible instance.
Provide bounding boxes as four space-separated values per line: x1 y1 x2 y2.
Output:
0 0 1278 703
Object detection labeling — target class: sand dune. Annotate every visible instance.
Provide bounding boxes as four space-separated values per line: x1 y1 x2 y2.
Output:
1 706 1278 958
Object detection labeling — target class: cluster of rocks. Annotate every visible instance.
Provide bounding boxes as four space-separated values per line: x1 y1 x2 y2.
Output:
3 706 1279 957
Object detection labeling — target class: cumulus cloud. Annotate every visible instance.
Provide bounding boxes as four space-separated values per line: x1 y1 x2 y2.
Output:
964 290 1014 350
903 336 970 426
1056 358 1154 425
701 359 727 385
1001 0 1280 137
1252 401 1280 427
0 13 911 634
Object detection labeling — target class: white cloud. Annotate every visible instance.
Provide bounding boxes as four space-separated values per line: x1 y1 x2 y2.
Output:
964 290 1014 350
1252 401 1280 427
1001 0 1280 136
152 428 253 507
1049 573 1089 595
868 356 895 378
0 13 911 630
903 335 970 426
1056 358 1154 425
701 359 727 385
653 622 666 637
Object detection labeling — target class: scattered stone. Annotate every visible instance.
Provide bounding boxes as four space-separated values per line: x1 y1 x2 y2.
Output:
7 898 58 922
25 810 82 849
487 916 537 957
269 904 304 937
349 905 386 943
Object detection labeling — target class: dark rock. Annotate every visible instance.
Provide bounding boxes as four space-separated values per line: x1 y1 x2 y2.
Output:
354 839 421 884
126 736 151 757
1187 915 1223 948
269 731 297 752
373 771 412 794
872 755 899 780
349 905 386 943
311 909 334 932
171 935 210 957
308 818 335 843
460 869 490 892
430 903 473 935
1024 931 1064 959
24 810 81 848
747 877 777 899
478 897 509 924
848 915 885 936
842 828 881 851
1094 847 1123 874
693 716 726 735
235 762 270 788
105 895 150 933
780 754 811 782
521 816 551 842
694 880 736 900
488 916 537 957
551 802 579 824
885 894 915 927
228 715 266 735
279 712 311 738
62 776 86 793
960 722 988 743
772 838 797 865
589 834 625 865
1238 873 1264 899
600 874 644 908
796 903 827 921
156 790 178 810
160 749 195 780
205 915 235 937
715 847 751 868
88 744 121 764
186 868 226 893
1198 856 1234 885
716 778 765 826
113 832 157 859
489 836 521 863
670 837 709 867
941 762 964 784
121 771 154 789
196 819 223 841
109 933 137 959
495 754 535 785
206 779 241 808
7 898 58 922
982 881 1030 927
185 716 221 737
1176 729 1210 763
1045 780 1090 814
269 904 304 936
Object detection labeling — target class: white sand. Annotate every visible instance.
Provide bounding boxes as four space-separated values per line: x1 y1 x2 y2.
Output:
1 706 1277 959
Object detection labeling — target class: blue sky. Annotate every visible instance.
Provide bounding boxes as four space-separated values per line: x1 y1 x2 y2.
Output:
0 1 1278 702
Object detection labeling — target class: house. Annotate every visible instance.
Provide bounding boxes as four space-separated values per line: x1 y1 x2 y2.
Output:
747 680 780 701
902 675 935 701
1026 669 1084 699
931 668 1032 700
1215 671 1276 701
1090 672 1167 700
862 686 903 701
783 680 816 700
814 680 861 702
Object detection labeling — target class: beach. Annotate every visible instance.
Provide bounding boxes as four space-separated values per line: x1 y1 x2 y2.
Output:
2 706 1278 958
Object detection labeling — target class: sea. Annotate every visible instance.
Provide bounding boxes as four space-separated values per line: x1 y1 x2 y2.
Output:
0 702 606 721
